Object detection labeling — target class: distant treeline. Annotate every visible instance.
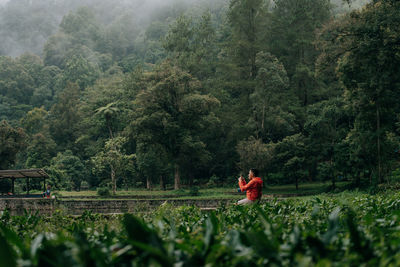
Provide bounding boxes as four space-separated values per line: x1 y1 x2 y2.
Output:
1 0 399 193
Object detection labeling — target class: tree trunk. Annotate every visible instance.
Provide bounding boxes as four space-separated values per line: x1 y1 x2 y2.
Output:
376 104 382 184
295 176 298 190
111 165 116 195
356 171 361 187
107 119 114 139
261 104 265 132
188 173 194 187
369 171 372 185
250 8 257 79
159 175 165 191
331 152 335 189
303 79 308 106
308 161 317 182
174 164 181 190
146 176 152 190
108 118 115 195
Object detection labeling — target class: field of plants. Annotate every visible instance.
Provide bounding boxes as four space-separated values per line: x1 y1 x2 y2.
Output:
0 191 399 266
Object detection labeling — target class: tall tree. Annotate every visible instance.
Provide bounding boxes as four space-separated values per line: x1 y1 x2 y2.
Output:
337 0 400 183
49 150 86 191
236 136 274 176
136 142 168 190
0 120 26 169
49 82 81 150
92 137 134 195
274 133 307 189
59 6 102 49
163 12 217 80
0 56 34 105
250 52 297 142
25 133 57 169
77 71 137 159
95 102 120 139
304 98 349 186
269 0 331 106
131 62 219 189
61 55 100 90
20 107 48 135
227 0 269 81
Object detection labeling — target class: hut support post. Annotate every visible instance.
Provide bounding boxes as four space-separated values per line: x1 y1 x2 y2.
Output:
12 178 15 195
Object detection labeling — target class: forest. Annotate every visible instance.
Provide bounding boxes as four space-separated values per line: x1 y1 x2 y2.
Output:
1 0 399 193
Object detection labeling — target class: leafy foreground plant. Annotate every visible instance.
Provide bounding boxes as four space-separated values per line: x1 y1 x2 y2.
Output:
0 192 399 266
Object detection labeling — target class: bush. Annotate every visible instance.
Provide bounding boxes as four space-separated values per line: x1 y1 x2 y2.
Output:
206 175 219 188
97 187 110 197
388 167 400 183
174 189 186 195
266 172 285 185
189 186 200 196
80 181 89 191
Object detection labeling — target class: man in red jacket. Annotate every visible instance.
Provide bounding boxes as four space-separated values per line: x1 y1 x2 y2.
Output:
237 168 263 205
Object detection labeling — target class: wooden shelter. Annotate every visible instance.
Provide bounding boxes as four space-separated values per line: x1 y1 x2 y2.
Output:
0 169 49 195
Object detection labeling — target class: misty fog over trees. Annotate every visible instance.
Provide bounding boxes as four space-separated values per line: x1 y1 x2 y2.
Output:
2 0 399 192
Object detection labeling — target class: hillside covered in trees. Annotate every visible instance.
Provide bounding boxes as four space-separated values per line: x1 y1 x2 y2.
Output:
1 0 399 192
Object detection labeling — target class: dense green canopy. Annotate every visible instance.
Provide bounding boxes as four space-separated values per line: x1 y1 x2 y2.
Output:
1 0 398 192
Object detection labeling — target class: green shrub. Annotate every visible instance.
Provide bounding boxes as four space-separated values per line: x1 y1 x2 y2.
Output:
80 181 89 190
173 189 186 195
206 174 219 187
96 187 110 197
389 167 400 183
189 186 200 196
266 172 285 185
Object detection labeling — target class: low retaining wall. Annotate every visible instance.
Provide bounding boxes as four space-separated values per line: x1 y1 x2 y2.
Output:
0 198 55 216
58 199 235 215
59 193 241 199
0 197 280 216
58 193 308 200
0 198 238 215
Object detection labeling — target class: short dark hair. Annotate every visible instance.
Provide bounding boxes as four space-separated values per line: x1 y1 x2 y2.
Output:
250 168 259 177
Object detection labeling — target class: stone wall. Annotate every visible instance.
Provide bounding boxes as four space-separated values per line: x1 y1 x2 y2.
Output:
58 199 235 215
0 197 278 216
0 198 237 215
0 198 55 216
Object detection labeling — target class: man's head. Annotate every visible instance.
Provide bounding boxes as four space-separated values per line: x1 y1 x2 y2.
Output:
248 168 259 179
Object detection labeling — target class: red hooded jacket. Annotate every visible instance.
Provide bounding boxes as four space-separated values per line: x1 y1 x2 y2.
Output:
239 177 263 201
